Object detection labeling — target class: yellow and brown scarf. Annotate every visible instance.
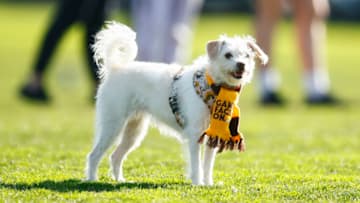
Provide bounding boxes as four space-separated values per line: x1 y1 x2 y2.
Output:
194 69 245 153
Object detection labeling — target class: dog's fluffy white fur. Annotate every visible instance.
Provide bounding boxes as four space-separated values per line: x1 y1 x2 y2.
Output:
86 22 267 185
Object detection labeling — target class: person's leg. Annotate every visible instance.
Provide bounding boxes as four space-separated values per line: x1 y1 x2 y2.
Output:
131 0 162 61
131 0 151 61
131 0 156 61
162 0 182 63
254 0 283 105
132 0 194 63
292 0 335 104
21 0 83 101
164 0 203 63
83 0 107 85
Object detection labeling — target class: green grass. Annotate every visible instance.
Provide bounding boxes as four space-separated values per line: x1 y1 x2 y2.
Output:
1 2 360 202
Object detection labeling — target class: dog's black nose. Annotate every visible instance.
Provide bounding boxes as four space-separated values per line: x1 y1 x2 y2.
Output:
236 62 245 72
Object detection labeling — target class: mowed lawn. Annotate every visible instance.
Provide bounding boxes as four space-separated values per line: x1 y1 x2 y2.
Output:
0 3 360 202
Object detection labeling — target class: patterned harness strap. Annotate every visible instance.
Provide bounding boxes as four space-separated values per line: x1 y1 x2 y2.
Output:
169 67 186 128
193 69 216 110
169 68 212 128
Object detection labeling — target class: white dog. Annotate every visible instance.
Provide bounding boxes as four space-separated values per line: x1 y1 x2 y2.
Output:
85 22 267 185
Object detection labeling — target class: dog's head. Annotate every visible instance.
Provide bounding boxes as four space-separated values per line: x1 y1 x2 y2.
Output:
206 35 268 87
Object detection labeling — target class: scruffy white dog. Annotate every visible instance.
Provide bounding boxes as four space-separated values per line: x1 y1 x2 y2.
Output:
86 22 267 185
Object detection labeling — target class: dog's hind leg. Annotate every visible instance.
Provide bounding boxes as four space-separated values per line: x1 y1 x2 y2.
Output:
86 111 127 181
110 113 150 182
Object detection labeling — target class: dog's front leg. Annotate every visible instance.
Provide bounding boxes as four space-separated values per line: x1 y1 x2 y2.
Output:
188 139 204 185
203 144 217 185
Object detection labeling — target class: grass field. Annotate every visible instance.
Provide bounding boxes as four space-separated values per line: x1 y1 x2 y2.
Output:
1 2 360 202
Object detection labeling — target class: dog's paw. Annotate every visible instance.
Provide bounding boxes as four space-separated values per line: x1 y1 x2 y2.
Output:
115 177 126 183
204 179 214 186
83 177 97 182
191 179 205 186
192 182 205 186
239 140 246 152
111 174 126 182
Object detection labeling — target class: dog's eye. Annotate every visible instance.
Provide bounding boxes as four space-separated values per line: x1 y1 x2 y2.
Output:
244 53 250 58
224 52 233 59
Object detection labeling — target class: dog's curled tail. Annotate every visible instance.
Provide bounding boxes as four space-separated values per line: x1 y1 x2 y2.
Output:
92 21 138 79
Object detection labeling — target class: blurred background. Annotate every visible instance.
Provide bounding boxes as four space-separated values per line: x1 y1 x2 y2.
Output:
0 0 359 195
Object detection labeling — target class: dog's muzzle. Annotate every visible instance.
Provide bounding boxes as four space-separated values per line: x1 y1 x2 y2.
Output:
230 62 245 79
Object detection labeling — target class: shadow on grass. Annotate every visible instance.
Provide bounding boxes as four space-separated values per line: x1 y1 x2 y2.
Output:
0 179 189 192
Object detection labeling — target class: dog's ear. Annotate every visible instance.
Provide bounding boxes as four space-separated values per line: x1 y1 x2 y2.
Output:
246 37 268 65
206 40 221 59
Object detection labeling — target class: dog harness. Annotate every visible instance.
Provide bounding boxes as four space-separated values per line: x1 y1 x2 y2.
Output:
169 67 186 128
169 68 244 153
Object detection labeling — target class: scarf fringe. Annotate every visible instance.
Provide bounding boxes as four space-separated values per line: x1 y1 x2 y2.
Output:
198 133 245 153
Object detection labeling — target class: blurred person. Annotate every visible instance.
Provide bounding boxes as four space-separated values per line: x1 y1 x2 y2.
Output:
255 0 339 105
131 0 203 63
20 0 108 102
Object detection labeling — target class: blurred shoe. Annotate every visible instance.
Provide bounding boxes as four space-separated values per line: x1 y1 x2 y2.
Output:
305 94 341 106
260 92 285 106
20 84 50 102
